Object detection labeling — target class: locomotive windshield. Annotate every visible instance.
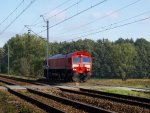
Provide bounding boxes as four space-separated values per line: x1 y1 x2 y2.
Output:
83 57 90 63
73 57 80 63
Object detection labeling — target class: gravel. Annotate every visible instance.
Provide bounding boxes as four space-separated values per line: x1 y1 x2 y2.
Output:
20 90 87 113
39 88 150 113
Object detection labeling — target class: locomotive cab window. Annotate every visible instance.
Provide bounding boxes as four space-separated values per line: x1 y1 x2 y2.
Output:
83 57 90 63
73 57 80 63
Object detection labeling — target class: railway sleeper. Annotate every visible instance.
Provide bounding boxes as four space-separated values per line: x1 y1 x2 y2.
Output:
27 88 112 113
58 88 150 109
7 88 64 113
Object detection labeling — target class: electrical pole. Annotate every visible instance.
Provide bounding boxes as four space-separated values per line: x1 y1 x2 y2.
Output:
8 42 10 76
27 29 31 76
46 20 49 79
28 29 31 53
40 15 49 78
0 57 1 73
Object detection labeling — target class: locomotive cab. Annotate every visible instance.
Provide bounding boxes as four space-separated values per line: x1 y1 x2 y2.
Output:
71 52 92 82
72 55 91 73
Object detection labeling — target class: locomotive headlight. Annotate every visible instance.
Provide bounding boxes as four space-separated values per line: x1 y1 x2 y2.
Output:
80 54 83 57
73 68 76 71
87 68 90 71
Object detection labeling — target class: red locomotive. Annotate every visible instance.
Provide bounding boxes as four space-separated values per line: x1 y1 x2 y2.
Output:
44 50 92 82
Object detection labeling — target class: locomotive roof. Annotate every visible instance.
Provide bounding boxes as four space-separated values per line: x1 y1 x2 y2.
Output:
48 54 66 59
48 50 91 59
67 50 91 57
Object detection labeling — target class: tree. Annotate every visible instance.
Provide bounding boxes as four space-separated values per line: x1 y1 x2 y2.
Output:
110 43 137 79
3 34 46 76
0 48 4 73
1 34 150 79
134 38 150 78
115 38 134 44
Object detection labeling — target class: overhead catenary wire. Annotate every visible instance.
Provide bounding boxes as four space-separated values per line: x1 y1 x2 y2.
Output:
20 0 83 39
56 0 142 36
47 0 83 20
43 0 72 15
56 10 150 38
0 0 24 26
81 0 142 27
25 25 42 38
65 16 150 42
32 0 83 26
0 0 36 35
30 0 73 26
37 0 108 34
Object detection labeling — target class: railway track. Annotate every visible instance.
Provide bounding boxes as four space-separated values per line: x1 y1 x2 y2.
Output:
0 74 43 85
44 87 149 113
2 87 111 112
0 75 112 113
80 88 150 104
8 88 64 113
0 74 149 112
26 88 111 113
57 87 150 109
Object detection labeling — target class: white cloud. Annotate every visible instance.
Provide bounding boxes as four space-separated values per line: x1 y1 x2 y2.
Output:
105 11 119 19
66 22 91 31
46 9 66 21
91 11 119 20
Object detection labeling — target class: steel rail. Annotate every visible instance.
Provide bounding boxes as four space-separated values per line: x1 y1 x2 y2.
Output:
7 88 64 113
0 76 113 112
0 78 16 85
0 74 44 85
27 88 112 113
58 87 150 109
79 88 150 104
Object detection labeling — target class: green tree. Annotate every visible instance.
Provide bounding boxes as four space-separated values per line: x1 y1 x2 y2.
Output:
3 34 46 76
111 43 137 79
135 38 150 78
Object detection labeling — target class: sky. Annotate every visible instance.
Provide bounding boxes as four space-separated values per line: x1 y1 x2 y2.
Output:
0 0 150 47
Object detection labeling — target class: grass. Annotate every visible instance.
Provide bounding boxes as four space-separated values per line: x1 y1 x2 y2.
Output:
63 78 150 98
85 78 150 88
0 90 42 113
63 78 150 88
98 89 150 98
0 91 17 113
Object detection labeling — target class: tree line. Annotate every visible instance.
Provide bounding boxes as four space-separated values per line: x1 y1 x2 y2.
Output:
0 34 150 79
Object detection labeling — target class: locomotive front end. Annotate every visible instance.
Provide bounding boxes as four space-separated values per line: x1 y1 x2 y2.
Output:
71 51 92 82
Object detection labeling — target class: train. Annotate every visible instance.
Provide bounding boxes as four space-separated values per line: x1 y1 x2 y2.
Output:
43 50 92 82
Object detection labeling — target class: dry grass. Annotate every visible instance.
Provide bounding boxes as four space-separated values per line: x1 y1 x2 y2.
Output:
85 79 150 88
63 79 150 88
99 89 150 98
0 90 45 113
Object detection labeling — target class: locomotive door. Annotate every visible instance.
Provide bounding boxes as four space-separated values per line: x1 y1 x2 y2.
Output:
80 55 83 68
